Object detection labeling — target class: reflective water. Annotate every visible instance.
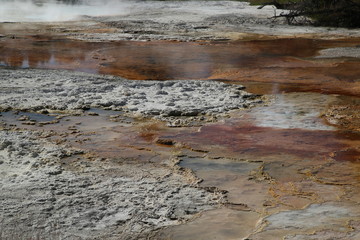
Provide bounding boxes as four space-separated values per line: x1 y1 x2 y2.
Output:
0 110 56 122
1 36 360 95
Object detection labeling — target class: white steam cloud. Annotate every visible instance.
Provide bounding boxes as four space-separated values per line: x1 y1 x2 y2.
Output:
0 0 132 22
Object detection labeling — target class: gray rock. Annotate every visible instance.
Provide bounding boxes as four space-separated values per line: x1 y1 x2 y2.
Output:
0 131 224 240
0 69 261 125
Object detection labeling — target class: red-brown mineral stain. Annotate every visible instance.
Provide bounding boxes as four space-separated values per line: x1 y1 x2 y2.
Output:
167 122 360 162
1 36 359 95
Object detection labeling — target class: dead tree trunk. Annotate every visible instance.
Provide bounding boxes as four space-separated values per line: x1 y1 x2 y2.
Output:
269 0 360 27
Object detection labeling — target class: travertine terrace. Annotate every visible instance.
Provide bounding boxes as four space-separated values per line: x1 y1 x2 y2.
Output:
1 1 359 239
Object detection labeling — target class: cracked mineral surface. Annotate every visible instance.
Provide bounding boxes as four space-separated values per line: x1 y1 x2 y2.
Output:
1 0 360 239
0 131 223 240
0 68 262 125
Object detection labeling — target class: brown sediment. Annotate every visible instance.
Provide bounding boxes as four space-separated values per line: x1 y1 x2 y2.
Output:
156 208 261 240
1 36 359 95
156 132 360 239
211 60 360 96
169 123 360 162
0 110 182 162
145 88 359 239
322 97 360 131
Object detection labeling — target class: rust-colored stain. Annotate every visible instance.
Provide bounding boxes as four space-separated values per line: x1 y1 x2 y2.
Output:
333 148 360 162
323 99 360 131
168 123 360 162
1 36 359 95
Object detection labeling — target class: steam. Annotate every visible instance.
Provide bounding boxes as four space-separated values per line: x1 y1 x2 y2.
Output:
0 0 131 22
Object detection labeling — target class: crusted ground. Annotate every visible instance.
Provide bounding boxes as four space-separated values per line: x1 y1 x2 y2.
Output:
0 130 223 240
0 68 263 126
0 1 359 239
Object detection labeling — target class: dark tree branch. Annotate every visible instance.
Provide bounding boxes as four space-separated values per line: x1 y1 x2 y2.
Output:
267 0 360 28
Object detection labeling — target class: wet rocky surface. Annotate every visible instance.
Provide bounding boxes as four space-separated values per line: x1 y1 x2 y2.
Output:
0 130 223 240
1 37 359 96
322 96 360 132
0 68 263 126
0 68 256 239
154 93 360 240
1 0 360 239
